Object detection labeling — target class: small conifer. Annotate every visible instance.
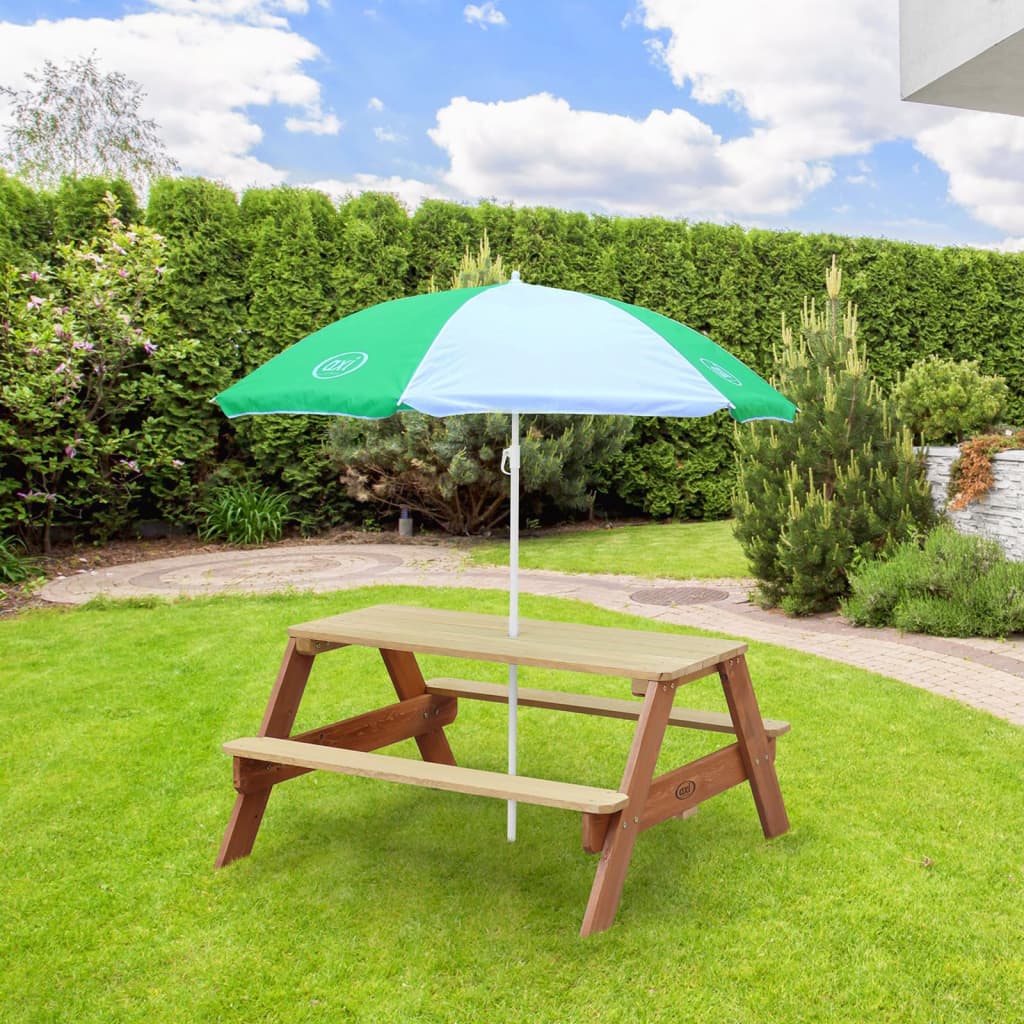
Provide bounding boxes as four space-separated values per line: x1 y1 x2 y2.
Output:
733 257 936 614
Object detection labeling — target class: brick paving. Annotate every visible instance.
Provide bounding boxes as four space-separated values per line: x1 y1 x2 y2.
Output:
40 541 1024 727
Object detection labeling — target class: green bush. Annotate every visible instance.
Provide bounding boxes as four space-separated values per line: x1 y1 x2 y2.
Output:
7 177 1024 538
601 414 736 520
0 193 192 551
0 171 53 268
53 176 140 244
197 483 291 545
329 412 632 535
233 186 352 531
843 525 1024 637
143 177 249 525
893 356 1008 444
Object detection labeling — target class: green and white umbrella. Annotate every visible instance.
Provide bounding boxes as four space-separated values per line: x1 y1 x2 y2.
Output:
215 272 796 838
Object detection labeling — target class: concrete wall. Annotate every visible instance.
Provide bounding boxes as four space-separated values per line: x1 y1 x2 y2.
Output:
923 446 1024 561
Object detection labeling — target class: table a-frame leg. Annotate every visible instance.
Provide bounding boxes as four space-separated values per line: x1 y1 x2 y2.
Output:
718 654 789 839
579 678 677 937
215 639 315 868
379 648 457 766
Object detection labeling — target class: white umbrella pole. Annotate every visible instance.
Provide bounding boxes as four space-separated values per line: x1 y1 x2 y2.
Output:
507 411 521 842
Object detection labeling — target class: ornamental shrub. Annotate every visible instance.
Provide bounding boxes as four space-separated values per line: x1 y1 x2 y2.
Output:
733 258 937 615
842 525 1024 637
408 198 477 294
429 229 506 291
0 535 40 586
329 412 631 535
0 192 193 550
893 356 1008 444
326 235 631 534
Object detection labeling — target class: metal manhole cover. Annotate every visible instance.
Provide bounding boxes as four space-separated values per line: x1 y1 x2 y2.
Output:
630 586 730 607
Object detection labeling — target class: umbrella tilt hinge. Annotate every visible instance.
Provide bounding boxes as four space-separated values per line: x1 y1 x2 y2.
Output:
500 444 521 476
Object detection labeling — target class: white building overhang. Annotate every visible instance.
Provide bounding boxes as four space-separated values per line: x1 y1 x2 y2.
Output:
900 0 1024 116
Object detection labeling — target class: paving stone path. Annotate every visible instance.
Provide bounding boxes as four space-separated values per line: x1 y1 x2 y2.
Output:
41 541 1024 727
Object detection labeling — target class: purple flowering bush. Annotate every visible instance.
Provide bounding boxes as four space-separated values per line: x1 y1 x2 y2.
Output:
0 192 192 549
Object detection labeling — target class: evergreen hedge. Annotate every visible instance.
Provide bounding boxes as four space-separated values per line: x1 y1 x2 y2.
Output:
2 176 1024 544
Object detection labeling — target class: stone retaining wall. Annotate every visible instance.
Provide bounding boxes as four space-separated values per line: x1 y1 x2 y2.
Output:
922 446 1024 561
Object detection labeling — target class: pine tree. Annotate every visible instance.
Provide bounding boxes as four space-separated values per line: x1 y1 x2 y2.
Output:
428 228 506 291
733 257 936 615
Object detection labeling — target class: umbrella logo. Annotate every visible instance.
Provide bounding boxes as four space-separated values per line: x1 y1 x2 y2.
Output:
699 358 743 387
312 352 369 380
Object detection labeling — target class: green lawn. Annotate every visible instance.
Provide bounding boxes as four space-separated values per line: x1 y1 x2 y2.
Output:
2 586 1023 1023
470 519 750 578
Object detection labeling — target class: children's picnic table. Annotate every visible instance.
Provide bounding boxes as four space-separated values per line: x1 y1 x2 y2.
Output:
216 604 790 936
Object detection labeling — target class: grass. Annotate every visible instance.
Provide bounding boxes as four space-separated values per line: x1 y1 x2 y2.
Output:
2 586 1023 1023
469 519 750 579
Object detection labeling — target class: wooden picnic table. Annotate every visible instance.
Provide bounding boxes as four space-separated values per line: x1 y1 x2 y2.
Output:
216 604 790 936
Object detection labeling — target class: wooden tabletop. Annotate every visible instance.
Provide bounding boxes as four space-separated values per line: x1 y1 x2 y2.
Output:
288 604 746 681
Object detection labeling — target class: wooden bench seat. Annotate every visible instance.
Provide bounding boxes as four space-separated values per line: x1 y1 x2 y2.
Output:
423 678 791 738
223 736 630 815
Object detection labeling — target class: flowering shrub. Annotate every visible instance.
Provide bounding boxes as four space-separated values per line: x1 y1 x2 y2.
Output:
0 193 191 549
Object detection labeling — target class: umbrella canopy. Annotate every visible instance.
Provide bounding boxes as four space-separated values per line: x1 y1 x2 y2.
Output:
215 274 796 423
214 273 796 840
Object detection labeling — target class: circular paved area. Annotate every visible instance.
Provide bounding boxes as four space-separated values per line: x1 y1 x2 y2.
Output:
40 541 1024 727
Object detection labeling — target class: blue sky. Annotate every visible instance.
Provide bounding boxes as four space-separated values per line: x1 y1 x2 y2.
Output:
2 0 1023 250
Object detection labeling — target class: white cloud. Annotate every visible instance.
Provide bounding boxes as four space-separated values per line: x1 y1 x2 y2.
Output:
992 237 1024 253
147 0 310 28
6 0 1024 241
0 6 338 191
914 111 1024 236
308 173 457 210
419 3 968 226
637 1 935 163
634 0 1024 237
287 112 343 135
428 93 832 219
464 3 506 29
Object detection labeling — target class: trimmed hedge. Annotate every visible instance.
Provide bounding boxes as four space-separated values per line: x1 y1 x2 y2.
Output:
2 177 1024 543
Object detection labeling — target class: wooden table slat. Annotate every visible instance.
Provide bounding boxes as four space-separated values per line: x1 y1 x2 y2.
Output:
288 604 746 682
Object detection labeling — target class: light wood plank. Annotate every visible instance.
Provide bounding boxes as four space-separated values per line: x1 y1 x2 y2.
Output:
224 736 630 814
232 695 458 793
287 604 746 683
424 677 790 737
